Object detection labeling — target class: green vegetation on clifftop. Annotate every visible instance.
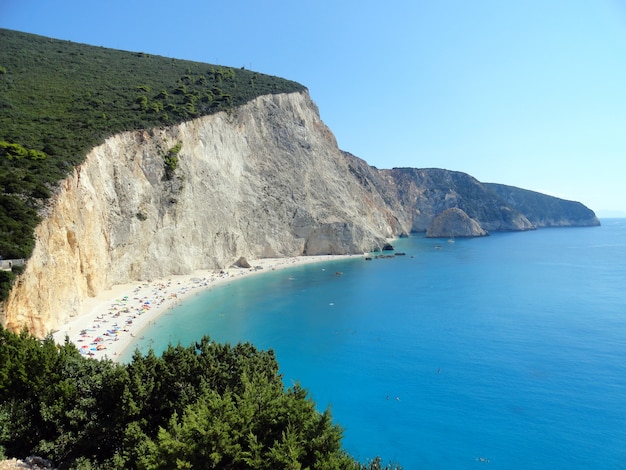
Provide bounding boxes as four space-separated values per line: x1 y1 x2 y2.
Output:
0 28 305 297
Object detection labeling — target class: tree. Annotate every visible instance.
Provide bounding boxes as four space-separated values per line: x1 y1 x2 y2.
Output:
0 328 402 469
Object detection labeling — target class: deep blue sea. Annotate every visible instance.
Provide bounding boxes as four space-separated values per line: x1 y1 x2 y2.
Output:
120 219 626 469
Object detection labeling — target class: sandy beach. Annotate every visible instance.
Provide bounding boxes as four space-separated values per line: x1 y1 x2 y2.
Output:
52 254 359 362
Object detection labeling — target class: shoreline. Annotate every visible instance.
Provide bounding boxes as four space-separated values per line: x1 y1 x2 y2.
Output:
52 254 360 362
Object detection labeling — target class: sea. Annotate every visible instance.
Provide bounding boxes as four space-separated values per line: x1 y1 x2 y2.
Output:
119 219 626 469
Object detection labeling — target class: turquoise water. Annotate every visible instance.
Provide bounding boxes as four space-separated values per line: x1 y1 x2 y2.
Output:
120 219 626 469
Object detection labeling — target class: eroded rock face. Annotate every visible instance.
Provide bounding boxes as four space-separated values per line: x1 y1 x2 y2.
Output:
3 91 403 336
425 208 489 238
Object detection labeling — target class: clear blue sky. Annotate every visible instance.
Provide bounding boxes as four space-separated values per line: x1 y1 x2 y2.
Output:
2 0 625 215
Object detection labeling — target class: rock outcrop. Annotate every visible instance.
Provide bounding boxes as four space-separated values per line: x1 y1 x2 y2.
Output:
425 208 488 238
233 257 252 269
1 91 600 336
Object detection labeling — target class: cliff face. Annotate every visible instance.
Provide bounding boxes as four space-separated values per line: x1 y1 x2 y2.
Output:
485 183 601 227
2 91 600 336
340 160 536 234
379 168 538 233
341 157 599 235
3 92 402 336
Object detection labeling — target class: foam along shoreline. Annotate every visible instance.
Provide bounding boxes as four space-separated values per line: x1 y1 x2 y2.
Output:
52 254 359 362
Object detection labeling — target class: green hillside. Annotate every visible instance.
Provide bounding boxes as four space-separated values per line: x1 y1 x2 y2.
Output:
0 28 305 296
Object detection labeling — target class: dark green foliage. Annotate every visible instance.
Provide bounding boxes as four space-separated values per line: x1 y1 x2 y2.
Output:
0 193 40 259
0 326 401 469
0 191 40 301
0 271 15 301
163 142 182 180
0 28 306 298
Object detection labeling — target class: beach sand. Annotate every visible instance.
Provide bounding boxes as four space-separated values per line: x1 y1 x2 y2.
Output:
52 254 358 362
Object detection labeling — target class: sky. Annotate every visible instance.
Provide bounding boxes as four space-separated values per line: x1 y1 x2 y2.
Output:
1 0 626 215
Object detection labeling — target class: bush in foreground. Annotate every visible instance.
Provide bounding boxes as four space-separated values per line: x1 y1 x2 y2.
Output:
0 326 401 469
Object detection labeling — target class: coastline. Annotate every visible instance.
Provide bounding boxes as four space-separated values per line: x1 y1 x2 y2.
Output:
52 254 360 362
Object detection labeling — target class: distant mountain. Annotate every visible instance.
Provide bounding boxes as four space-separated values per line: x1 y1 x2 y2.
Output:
484 183 600 227
342 155 598 236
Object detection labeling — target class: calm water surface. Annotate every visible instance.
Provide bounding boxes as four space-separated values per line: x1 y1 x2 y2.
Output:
120 219 626 469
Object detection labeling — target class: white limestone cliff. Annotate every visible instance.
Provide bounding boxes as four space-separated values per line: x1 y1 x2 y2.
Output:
3 91 402 336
